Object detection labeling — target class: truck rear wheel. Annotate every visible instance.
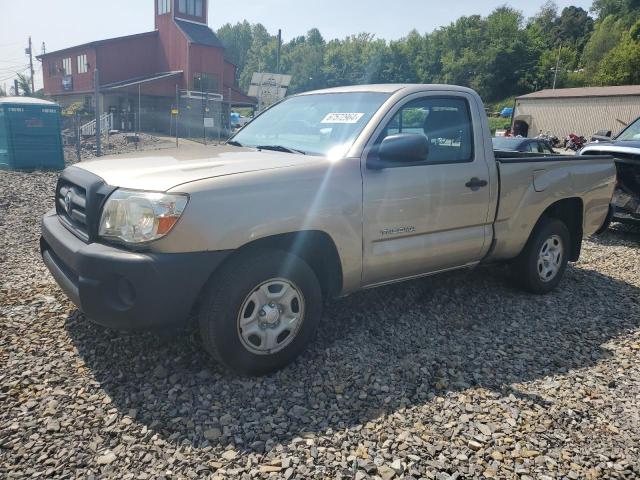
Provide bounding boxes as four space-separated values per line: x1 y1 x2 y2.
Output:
197 248 322 375
511 218 570 294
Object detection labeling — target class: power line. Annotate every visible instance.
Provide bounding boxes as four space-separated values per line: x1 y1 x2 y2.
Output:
0 63 29 69
0 66 30 74
0 67 30 83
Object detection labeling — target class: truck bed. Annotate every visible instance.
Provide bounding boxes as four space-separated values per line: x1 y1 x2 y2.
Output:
493 150 611 163
488 150 616 262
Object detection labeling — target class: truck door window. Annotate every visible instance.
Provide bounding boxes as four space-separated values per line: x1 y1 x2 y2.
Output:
376 97 473 163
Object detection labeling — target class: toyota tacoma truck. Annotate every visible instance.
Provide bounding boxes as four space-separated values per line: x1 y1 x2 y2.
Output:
579 115 640 226
41 84 616 374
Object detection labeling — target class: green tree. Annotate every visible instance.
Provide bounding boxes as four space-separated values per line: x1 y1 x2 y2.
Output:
238 24 279 90
217 21 253 81
322 33 387 87
16 73 32 97
594 24 640 84
555 6 594 53
212 1 640 106
591 0 640 21
529 0 559 39
281 29 327 93
582 15 627 74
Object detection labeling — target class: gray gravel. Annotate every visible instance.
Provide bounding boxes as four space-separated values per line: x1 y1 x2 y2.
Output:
1 167 639 479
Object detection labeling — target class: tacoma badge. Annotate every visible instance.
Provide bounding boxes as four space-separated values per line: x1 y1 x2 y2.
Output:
381 226 416 236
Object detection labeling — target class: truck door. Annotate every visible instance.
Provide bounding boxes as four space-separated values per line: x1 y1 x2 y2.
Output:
361 93 494 286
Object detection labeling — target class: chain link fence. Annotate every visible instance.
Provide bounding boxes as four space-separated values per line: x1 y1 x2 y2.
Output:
59 82 235 165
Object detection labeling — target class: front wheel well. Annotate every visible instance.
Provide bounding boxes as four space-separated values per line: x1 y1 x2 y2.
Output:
230 231 344 299
539 198 584 261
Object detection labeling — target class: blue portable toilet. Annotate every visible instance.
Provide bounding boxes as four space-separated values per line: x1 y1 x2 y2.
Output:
0 97 65 171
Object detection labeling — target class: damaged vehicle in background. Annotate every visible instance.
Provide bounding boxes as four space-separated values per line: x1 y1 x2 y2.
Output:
580 116 640 227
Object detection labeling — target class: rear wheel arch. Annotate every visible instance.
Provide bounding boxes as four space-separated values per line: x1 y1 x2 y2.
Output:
538 198 584 262
511 217 570 294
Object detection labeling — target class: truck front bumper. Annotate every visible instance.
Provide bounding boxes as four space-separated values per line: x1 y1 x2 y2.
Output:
40 209 230 331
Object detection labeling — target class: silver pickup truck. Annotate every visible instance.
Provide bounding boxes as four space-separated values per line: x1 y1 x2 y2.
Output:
41 84 615 374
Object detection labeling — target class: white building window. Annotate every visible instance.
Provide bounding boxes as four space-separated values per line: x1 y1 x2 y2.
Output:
62 57 72 75
179 0 203 17
77 54 88 74
157 0 170 15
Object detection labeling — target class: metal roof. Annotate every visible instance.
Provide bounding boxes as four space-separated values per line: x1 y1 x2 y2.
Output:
517 85 640 100
174 20 224 48
101 71 183 90
36 31 158 59
0 97 58 106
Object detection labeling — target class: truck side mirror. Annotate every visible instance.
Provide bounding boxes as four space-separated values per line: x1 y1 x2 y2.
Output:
368 133 429 170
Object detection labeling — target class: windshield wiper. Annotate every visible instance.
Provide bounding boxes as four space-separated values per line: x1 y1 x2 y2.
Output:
256 145 306 155
226 140 244 147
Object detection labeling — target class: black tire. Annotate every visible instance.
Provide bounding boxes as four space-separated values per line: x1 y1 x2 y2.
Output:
197 248 322 375
511 217 570 294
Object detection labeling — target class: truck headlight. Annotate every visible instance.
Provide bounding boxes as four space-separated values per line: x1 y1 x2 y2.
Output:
99 189 188 244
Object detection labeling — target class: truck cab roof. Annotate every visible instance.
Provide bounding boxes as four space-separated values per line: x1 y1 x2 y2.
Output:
299 84 479 97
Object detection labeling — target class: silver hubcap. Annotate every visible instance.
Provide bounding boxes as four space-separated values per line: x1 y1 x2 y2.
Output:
237 278 305 355
537 234 563 282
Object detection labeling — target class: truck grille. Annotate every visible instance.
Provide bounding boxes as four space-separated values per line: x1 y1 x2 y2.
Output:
54 169 116 243
56 180 89 240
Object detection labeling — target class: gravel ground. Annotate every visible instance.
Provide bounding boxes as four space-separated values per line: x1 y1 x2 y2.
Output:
1 167 639 479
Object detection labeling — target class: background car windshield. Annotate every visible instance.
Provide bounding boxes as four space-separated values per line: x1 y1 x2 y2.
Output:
231 92 391 156
617 117 640 141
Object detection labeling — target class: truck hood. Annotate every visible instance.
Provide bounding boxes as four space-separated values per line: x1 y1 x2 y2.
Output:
73 145 321 191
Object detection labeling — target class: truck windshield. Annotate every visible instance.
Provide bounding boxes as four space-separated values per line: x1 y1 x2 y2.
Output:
617 117 640 141
230 92 391 157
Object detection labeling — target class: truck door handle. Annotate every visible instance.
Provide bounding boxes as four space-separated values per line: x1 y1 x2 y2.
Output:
465 178 488 190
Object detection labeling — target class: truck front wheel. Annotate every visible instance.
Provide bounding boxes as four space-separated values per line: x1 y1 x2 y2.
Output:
197 248 322 375
511 218 570 294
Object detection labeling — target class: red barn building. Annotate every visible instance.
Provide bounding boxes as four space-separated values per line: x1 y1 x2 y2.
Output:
38 0 254 132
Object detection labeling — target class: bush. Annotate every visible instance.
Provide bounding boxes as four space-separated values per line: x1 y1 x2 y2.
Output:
62 102 88 117
488 116 511 135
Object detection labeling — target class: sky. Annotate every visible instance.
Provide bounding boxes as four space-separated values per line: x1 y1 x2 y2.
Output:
0 0 594 92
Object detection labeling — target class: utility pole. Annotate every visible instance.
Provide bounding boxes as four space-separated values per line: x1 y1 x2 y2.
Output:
175 84 179 148
276 29 282 73
94 69 101 157
75 113 81 163
138 84 141 136
202 91 207 146
552 44 562 90
27 36 35 95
